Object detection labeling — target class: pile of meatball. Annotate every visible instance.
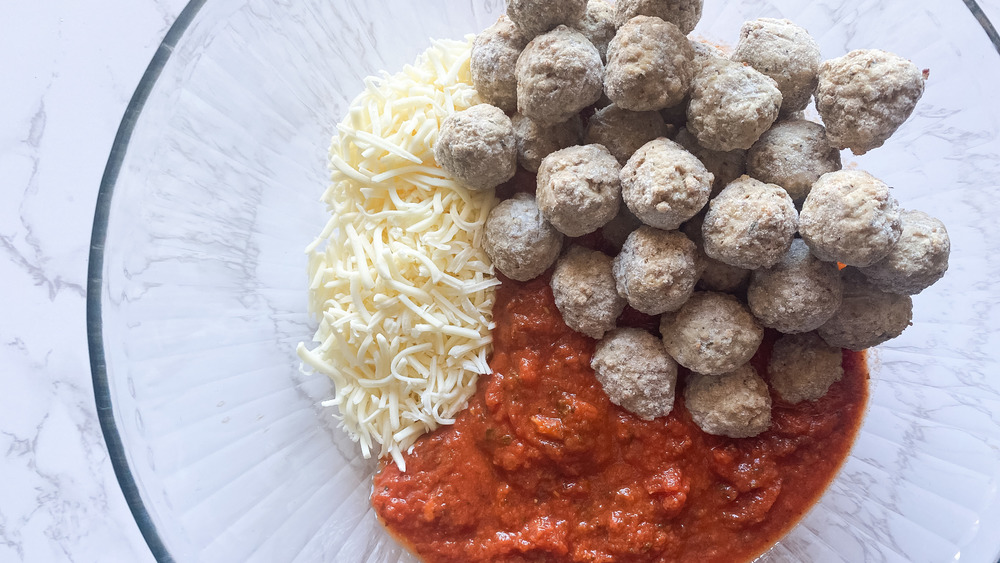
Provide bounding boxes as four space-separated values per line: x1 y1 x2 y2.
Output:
433 0 950 439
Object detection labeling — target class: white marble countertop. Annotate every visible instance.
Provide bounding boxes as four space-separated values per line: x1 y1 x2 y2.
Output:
4 1 1000 562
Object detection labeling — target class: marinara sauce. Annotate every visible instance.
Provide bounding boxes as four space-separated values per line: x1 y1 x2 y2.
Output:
372 275 869 563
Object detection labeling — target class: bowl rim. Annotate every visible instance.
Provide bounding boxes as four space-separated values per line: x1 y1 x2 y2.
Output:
85 1 1000 562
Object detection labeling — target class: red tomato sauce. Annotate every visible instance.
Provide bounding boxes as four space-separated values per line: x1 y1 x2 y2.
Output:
372 275 869 563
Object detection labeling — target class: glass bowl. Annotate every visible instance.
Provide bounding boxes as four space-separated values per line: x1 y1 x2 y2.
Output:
88 0 1000 561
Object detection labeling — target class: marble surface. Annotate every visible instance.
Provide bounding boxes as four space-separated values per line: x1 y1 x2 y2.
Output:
3 1 1000 562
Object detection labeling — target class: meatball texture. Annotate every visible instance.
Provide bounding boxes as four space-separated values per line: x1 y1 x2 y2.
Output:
506 0 587 38
687 58 783 152
612 226 700 315
536 144 622 237
731 18 821 115
702 176 798 270
746 119 842 202
684 365 771 438
621 138 713 230
516 26 605 124
660 291 763 376
682 213 749 293
747 239 843 333
614 0 704 34
605 16 694 112
799 170 902 267
574 0 616 62
511 113 583 173
585 104 671 165
816 49 925 155
483 193 563 281
858 210 951 295
551 246 627 339
817 270 913 351
471 16 529 113
675 127 746 197
592 328 679 420
768 332 844 404
434 104 517 191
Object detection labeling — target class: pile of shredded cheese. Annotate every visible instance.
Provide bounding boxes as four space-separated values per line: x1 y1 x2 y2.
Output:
297 36 499 471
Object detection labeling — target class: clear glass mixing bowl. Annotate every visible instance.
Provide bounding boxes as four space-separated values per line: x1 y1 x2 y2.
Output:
88 1 1000 561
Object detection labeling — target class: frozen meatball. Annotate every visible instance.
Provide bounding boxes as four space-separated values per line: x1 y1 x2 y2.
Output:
615 0 704 34
435 104 517 191
471 16 529 113
621 138 713 230
660 291 763 375
747 239 843 333
516 26 605 124
484 193 563 281
768 332 843 404
682 213 750 293
612 226 700 315
585 104 671 165
687 58 782 152
592 328 679 420
799 170 902 267
537 144 621 237
512 113 583 173
746 119 842 202
601 206 643 250
551 246 627 339
817 270 913 350
816 49 925 155
703 176 798 270
732 18 822 115
605 16 694 112
690 39 726 71
675 127 746 197
574 0 616 62
684 364 771 438
858 210 950 295
506 0 587 38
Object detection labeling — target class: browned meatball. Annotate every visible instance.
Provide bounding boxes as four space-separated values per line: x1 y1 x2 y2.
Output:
506 0 587 38
620 138 713 230
681 213 750 293
660 291 763 375
684 364 771 438
536 144 621 236
516 26 605 124
702 176 798 270
858 210 950 295
816 270 913 351
574 0 616 62
675 127 746 198
614 0 704 34
584 104 671 165
434 104 517 191
551 246 628 339
511 113 583 173
768 332 844 404
471 16 529 113
687 58 782 152
747 239 843 333
612 226 700 315
592 328 679 420
746 119 842 202
605 16 694 112
483 193 563 281
731 18 822 115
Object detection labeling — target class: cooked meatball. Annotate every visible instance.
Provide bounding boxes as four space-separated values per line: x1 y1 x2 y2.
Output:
675 127 746 197
690 39 726 70
483 193 563 281
471 16 529 113
612 226 700 315
585 104 671 165
687 58 783 152
574 0 616 62
516 26 605 124
659 291 763 375
506 0 587 38
681 213 749 293
816 49 925 155
551 246 627 339
601 205 643 250
702 176 798 270
512 113 583 173
768 332 844 404
621 138 713 230
731 18 822 115
605 16 694 112
592 328 679 420
684 364 771 438
858 210 950 295
434 104 517 191
746 119 842 202
817 270 913 351
747 239 843 333
799 170 902 267
614 0 704 34
536 144 621 236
